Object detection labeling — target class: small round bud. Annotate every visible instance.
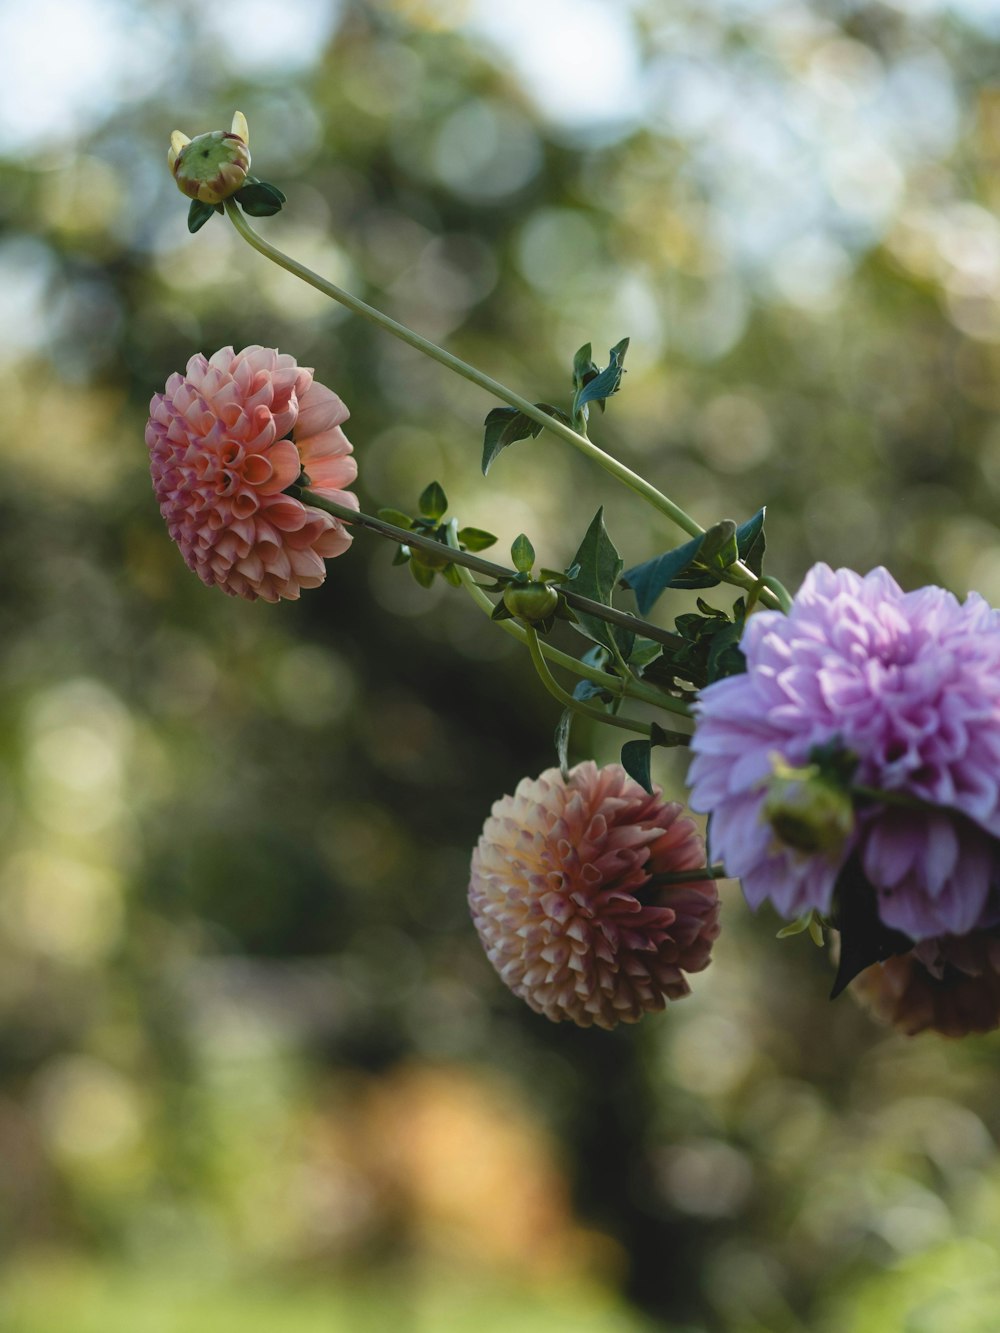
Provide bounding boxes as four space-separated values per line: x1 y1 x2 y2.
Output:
168 112 251 205
762 756 854 857
503 581 559 623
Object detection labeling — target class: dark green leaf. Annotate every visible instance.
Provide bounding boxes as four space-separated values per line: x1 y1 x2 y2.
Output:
377 508 414 530
621 533 707 615
391 545 410 566
574 338 629 414
441 563 462 587
622 514 759 615
736 507 766 577
568 508 632 656
555 709 573 779
511 533 535 573
491 601 513 621
418 481 448 521
188 200 217 233
456 527 497 552
829 855 912 999
481 403 571 475
572 343 598 391
236 180 287 217
409 559 435 589
620 739 653 794
628 637 663 670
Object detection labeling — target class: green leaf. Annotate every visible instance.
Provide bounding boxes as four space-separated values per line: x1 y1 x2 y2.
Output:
572 343 598 391
555 709 573 779
621 512 765 615
409 559 436 589
736 507 766 577
418 481 448 521
568 508 632 656
188 200 217 233
235 180 287 217
391 545 410 566
491 600 514 621
456 527 497 552
620 739 653 794
628 637 663 670
441 563 462 587
377 508 414 530
481 403 571 475
510 533 535 573
574 338 629 415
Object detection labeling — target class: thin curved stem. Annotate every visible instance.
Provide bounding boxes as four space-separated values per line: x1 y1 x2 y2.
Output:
444 524 693 718
524 627 653 737
226 202 788 611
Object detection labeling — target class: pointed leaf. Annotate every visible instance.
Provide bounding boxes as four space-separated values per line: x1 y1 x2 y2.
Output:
410 560 435 589
574 338 629 413
456 527 497 552
573 679 610 703
621 533 706 615
442 563 462 587
377 508 414 530
418 481 448 521
236 181 287 217
511 533 535 573
481 403 571 475
620 739 653 794
391 545 410 566
569 508 631 656
736 507 766 577
188 200 217 233
572 343 597 390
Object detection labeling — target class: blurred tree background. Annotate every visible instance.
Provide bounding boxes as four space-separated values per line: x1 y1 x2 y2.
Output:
2 0 1000 1329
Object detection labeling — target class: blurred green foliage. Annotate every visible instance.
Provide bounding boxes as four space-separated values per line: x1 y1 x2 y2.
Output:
3 0 1000 1329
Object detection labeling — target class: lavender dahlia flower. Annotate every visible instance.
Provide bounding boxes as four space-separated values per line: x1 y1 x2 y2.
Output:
469 763 719 1029
688 564 1000 943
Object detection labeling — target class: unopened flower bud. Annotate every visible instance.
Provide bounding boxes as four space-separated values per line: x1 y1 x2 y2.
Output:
503 580 560 623
762 756 854 856
168 112 250 205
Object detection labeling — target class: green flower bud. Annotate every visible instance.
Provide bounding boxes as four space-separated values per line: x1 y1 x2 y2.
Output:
168 112 250 206
502 581 560 624
763 756 854 856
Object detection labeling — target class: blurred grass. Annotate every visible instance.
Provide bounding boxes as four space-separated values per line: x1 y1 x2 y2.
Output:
0 1257 654 1333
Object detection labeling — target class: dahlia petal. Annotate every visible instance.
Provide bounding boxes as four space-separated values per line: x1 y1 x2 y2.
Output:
469 763 717 1028
146 347 357 601
692 562 1000 940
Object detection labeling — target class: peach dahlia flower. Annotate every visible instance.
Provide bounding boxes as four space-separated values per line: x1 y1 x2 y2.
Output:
469 762 719 1029
146 346 358 602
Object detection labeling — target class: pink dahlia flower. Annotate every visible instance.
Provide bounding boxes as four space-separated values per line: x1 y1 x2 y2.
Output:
689 564 1000 941
146 346 358 602
851 931 1000 1037
469 762 719 1029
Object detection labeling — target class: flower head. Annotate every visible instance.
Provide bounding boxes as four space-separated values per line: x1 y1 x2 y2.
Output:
851 930 1000 1037
169 112 250 204
146 345 358 602
469 762 719 1029
689 564 1000 941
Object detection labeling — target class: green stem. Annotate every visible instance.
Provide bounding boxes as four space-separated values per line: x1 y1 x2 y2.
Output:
524 628 653 738
226 202 787 611
444 524 692 718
